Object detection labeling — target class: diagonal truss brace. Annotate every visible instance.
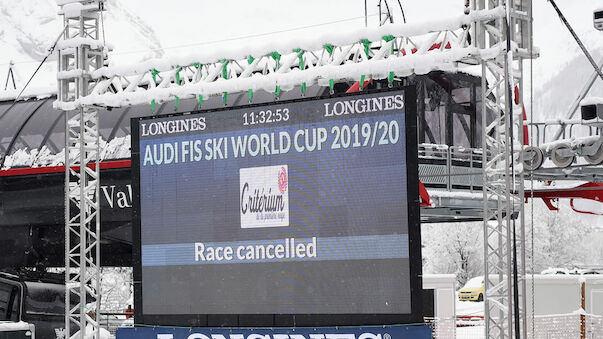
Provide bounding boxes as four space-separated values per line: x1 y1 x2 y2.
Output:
53 7 506 110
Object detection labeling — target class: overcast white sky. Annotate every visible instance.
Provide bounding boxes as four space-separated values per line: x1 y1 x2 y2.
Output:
1 0 601 91
106 0 603 85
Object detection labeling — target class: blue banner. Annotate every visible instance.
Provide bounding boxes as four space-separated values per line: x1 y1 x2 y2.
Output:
116 325 431 339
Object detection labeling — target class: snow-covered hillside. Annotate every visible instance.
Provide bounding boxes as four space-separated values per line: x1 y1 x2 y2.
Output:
531 48 603 137
0 0 164 89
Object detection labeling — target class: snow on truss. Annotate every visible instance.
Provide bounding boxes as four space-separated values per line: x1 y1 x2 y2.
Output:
54 6 505 110
580 96 603 106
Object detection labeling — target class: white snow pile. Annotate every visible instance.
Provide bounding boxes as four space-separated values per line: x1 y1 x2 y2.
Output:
580 96 603 106
56 37 108 51
69 324 111 339
61 2 83 18
428 189 484 200
0 321 33 332
1 135 130 170
100 267 133 312
0 86 56 102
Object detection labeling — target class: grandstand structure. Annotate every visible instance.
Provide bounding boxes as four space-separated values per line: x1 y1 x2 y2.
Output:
0 0 601 338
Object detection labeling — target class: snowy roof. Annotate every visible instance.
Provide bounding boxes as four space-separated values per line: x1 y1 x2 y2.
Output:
0 71 482 170
0 86 56 102
0 84 326 169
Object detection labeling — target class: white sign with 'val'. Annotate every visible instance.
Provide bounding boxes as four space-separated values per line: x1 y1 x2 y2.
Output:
239 165 289 229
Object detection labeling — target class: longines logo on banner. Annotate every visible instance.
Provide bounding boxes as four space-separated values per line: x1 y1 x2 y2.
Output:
240 165 289 228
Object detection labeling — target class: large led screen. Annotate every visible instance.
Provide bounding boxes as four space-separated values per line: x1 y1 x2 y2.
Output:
132 87 421 326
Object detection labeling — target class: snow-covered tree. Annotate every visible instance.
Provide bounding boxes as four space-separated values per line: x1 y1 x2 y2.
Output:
526 200 596 273
422 222 484 288
422 199 601 287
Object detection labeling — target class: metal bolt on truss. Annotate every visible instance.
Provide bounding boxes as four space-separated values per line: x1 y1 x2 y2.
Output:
56 1 106 338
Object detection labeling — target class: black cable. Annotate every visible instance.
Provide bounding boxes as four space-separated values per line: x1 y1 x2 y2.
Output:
382 0 393 24
549 0 603 81
378 0 382 26
364 0 368 27
0 27 65 169
396 0 407 24
505 8 522 339
4 67 16 91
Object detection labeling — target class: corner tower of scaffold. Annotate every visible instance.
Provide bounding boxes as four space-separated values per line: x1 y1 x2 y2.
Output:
55 1 106 338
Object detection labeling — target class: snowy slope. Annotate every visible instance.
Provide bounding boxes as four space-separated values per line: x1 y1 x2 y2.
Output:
528 0 603 122
532 48 603 125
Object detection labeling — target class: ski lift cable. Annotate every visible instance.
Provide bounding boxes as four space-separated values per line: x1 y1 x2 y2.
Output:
529 0 535 337
503 3 521 337
382 0 393 24
0 25 67 169
105 14 380 57
11 26 66 102
549 0 603 81
100 1 107 46
396 0 407 24
365 0 368 27
3 63 16 91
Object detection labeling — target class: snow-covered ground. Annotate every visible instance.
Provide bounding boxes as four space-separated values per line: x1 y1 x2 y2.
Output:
456 300 484 318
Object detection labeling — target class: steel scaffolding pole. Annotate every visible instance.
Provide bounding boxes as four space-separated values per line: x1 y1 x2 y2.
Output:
474 0 531 338
56 1 105 338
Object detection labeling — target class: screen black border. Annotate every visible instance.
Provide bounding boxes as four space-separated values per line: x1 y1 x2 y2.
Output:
131 84 421 327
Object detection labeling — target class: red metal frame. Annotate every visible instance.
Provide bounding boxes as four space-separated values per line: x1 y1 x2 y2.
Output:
526 182 603 215
0 159 131 177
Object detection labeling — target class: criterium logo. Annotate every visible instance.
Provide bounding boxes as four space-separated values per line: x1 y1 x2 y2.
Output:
240 165 289 228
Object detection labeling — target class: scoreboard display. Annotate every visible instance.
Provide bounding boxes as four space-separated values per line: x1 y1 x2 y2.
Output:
132 87 421 327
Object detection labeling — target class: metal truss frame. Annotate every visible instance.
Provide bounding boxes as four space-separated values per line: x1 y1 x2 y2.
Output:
52 1 535 339
473 0 531 337
57 1 105 339
53 7 505 110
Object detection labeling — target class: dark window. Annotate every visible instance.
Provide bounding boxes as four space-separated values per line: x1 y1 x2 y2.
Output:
0 281 20 321
24 282 65 316
595 11 603 19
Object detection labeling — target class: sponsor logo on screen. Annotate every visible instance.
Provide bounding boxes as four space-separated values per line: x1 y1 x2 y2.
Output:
240 165 289 228
323 94 404 117
118 325 432 339
140 116 206 137
155 332 388 339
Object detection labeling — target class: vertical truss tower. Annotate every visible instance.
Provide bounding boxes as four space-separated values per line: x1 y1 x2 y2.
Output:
56 1 105 338
474 0 532 338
